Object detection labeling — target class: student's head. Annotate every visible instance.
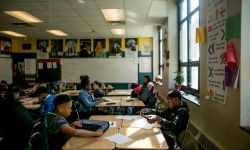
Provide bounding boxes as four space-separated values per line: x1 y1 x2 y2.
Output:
165 90 182 109
93 81 102 90
80 75 91 90
0 80 8 92
51 81 59 89
143 75 150 85
34 86 49 101
130 83 139 89
1 80 7 85
53 94 72 117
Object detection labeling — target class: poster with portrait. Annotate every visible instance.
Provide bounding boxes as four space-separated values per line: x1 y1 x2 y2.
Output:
65 39 77 57
37 40 49 59
51 39 63 57
37 40 49 53
80 39 93 57
125 38 138 58
93 39 106 58
109 38 122 57
0 36 12 52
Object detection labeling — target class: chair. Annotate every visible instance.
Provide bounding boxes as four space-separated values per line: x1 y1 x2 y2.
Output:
163 123 189 150
27 119 49 150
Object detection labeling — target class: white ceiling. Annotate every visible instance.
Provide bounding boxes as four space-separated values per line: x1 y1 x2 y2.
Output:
0 0 167 39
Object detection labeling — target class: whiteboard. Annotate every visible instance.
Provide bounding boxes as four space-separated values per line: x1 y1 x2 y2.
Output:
62 58 138 83
0 58 12 83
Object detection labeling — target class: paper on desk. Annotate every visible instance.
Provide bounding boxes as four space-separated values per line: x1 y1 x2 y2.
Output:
116 115 141 120
130 118 156 129
109 121 117 128
105 134 133 144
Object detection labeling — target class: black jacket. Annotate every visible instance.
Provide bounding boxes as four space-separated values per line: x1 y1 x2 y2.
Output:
157 102 189 137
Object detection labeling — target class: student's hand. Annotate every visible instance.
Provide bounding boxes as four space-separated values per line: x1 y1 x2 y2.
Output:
147 115 161 124
95 129 103 136
71 121 82 128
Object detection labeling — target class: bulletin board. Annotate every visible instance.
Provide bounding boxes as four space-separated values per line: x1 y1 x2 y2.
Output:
61 58 138 83
37 59 61 82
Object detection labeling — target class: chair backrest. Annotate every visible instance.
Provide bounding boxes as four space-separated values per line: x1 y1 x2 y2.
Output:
177 122 189 149
28 119 49 150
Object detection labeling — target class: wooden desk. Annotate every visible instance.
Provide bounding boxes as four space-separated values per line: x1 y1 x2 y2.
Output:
116 127 168 150
62 90 81 97
122 116 161 128
107 90 131 96
62 128 118 150
121 100 145 107
20 97 40 110
89 115 122 128
96 96 121 107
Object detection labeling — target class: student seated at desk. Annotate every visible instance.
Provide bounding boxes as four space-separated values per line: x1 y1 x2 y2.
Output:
141 90 189 149
93 80 104 98
0 85 33 150
77 75 105 119
46 94 103 150
34 86 56 117
47 81 60 94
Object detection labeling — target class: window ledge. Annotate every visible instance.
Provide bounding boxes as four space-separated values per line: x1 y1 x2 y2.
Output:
180 90 200 105
240 126 250 134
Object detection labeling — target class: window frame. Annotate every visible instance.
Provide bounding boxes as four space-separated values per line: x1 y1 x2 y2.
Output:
159 27 163 78
178 0 200 97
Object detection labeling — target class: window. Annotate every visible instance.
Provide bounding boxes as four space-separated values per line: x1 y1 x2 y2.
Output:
178 0 200 96
159 27 163 78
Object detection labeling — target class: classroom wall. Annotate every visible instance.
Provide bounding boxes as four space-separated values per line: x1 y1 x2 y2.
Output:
153 26 159 80
167 0 178 89
158 0 250 149
240 0 250 128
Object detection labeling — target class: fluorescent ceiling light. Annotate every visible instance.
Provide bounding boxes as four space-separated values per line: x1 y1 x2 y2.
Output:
46 30 68 36
101 9 124 21
111 29 126 35
4 11 43 23
0 31 26 37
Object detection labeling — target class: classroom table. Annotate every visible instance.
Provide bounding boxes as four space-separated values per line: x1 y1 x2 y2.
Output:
96 96 121 107
62 127 118 150
20 97 40 110
122 115 161 128
89 115 122 128
116 127 169 150
107 90 132 96
62 90 81 97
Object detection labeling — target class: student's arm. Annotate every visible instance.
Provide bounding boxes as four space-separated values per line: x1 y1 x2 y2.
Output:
156 110 189 135
60 125 103 137
79 92 98 107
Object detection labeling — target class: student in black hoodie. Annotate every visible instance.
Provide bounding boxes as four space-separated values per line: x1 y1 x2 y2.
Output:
141 90 189 149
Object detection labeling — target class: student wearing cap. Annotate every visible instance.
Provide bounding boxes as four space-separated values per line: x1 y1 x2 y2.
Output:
141 90 189 149
46 94 103 150
48 81 60 94
34 86 57 117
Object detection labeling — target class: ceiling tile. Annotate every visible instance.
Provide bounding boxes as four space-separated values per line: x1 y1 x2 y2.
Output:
13 2 47 10
76 10 102 17
96 0 123 9
0 2 18 10
148 0 167 17
67 0 98 10
39 1 72 10
53 10 79 17
60 16 85 23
